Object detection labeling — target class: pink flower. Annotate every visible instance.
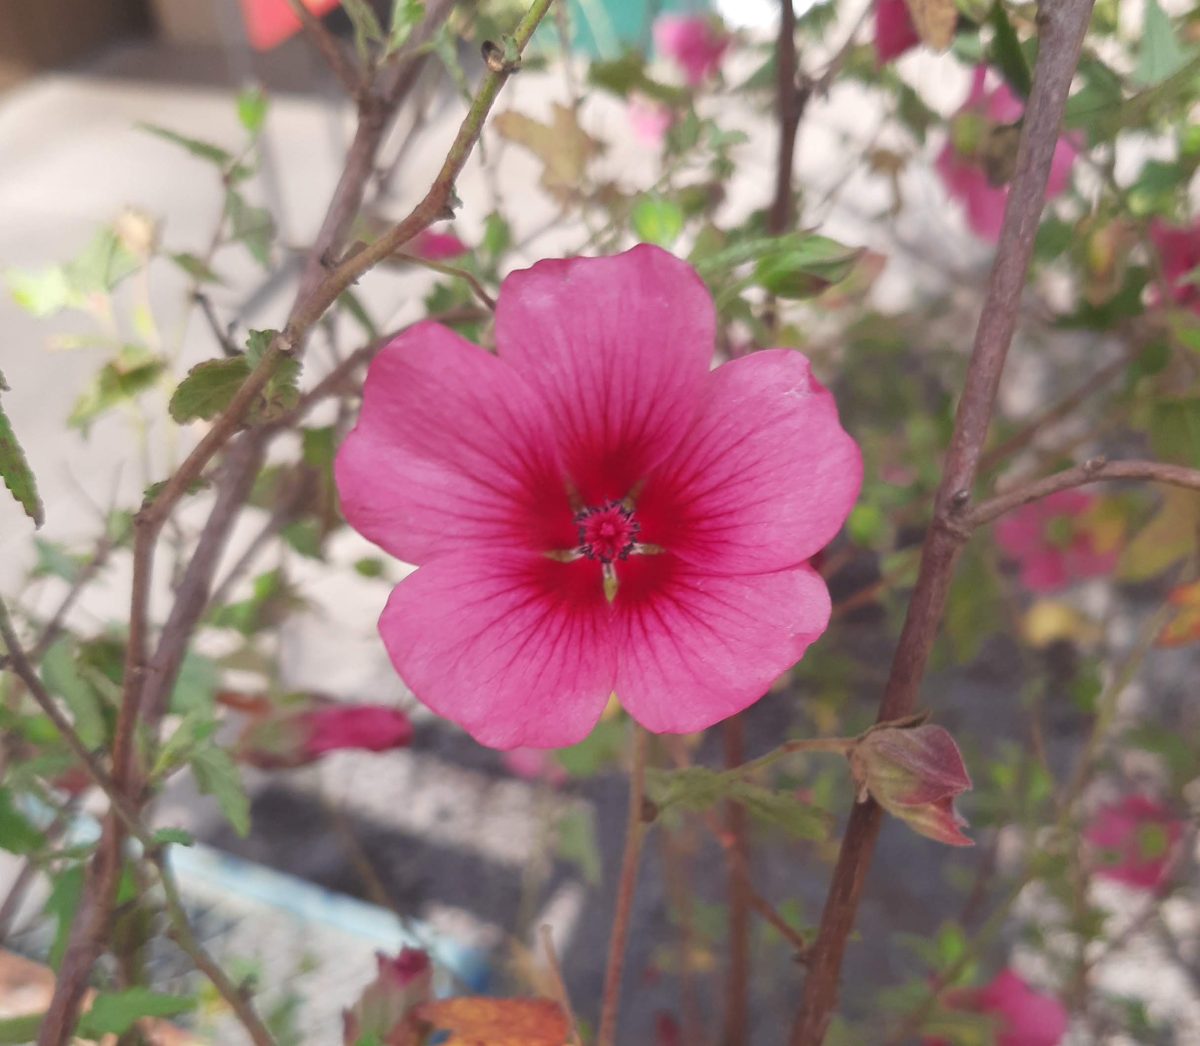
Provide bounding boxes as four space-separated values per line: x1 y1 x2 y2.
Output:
936 67 1078 241
875 0 920 65
927 969 1068 1046
411 229 469 261
995 490 1118 593
335 246 861 749
502 746 568 786
850 723 974 847
1149 219 1200 314
653 14 729 87
1086 795 1184 892
628 93 675 146
343 948 432 1045
236 701 414 768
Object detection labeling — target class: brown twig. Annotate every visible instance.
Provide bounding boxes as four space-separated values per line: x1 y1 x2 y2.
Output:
597 725 650 1046
789 3 1097 1042
539 924 583 1046
966 457 1200 529
284 0 364 99
768 0 805 238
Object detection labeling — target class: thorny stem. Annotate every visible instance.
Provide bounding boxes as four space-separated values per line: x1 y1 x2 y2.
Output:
597 725 651 1046
39 1 556 1039
790 3 1097 1042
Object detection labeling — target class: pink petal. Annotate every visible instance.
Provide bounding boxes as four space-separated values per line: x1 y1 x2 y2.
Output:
975 969 1069 1046
378 551 617 748
653 14 728 86
1045 135 1078 198
936 142 1008 242
495 245 715 504
1019 549 1070 593
984 76 1024 125
613 558 831 733
304 705 414 756
412 230 469 261
635 349 861 575
335 323 575 564
874 0 920 65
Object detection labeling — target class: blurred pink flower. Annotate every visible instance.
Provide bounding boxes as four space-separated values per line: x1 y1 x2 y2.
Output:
875 0 919 65
927 969 1068 1046
1086 795 1184 892
936 67 1077 241
336 245 861 749
628 93 674 146
343 948 431 1045
237 702 414 769
412 229 469 261
1149 219 1200 314
653 14 729 86
502 746 568 786
995 490 1117 593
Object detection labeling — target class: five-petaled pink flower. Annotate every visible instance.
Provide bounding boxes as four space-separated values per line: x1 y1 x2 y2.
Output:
874 0 919 65
936 67 1077 241
1085 794 1184 892
336 246 861 749
1149 219 1200 314
412 229 469 261
927 968 1068 1046
995 490 1117 593
653 14 729 87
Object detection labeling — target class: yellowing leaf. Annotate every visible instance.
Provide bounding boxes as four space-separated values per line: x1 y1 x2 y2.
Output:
903 0 957 50
413 997 568 1045
1118 488 1200 581
1022 600 1101 649
1158 580 1200 647
493 106 601 201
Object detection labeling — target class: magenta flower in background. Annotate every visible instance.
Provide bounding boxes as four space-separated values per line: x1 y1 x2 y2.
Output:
653 13 729 86
995 490 1117 593
628 93 675 146
936 67 1078 241
412 229 469 261
1150 218 1200 314
874 0 919 65
336 245 861 749
236 701 414 768
926 969 1068 1046
1086 794 1184 892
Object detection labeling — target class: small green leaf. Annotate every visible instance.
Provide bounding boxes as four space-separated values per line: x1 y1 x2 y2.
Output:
0 790 43 855
152 827 195 848
631 196 685 248
1133 0 1191 87
172 650 219 716
1150 398 1200 467
343 0 385 61
731 782 829 840
6 265 72 316
753 237 861 299
237 86 268 135
227 191 275 268
191 743 251 836
0 388 43 527
170 251 221 284
68 348 166 432
354 556 386 578
387 0 424 52
77 989 196 1037
42 639 108 749
45 865 84 969
169 357 250 423
140 123 237 165
0 1014 44 1044
989 3 1031 99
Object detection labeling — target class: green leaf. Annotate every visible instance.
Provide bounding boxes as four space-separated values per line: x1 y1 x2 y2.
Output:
988 2 1031 100
555 716 626 777
387 0 424 52
236 86 268 135
588 53 687 106
1150 398 1200 467
556 806 602 885
41 639 107 749
170 252 221 284
0 1014 44 1044
190 743 251 836
631 196 685 248
354 556 386 578
77 989 196 1037
68 348 166 432
65 228 140 296
1133 0 1191 87
45 865 84 970
753 237 861 299
731 782 828 840
139 123 235 167
152 827 195 848
0 790 43 855
169 357 250 423
0 386 43 527
172 650 219 715
6 265 71 316
343 0 384 62
152 711 217 779
227 191 275 268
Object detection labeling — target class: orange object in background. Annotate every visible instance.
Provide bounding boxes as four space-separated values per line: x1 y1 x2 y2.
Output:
239 0 341 51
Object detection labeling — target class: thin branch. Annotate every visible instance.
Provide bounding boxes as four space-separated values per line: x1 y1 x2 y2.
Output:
966 457 1200 529
284 0 363 98
597 725 650 1046
767 0 804 237
539 925 583 1046
789 3 1097 1042
392 252 497 309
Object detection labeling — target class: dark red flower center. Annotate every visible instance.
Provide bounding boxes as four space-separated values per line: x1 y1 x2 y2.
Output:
575 501 640 563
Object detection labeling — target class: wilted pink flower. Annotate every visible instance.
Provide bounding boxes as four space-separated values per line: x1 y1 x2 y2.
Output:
1086 795 1184 892
1149 219 1200 314
928 969 1068 1046
343 948 432 1045
503 746 568 786
875 0 920 65
936 67 1077 241
237 701 414 769
628 93 675 146
995 490 1117 593
411 229 469 261
653 14 729 86
850 722 973 846
336 245 861 749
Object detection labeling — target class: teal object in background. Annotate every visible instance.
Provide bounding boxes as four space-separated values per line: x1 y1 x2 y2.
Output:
563 0 714 59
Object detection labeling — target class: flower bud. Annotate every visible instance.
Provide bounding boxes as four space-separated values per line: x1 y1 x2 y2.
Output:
849 722 973 846
342 948 432 1046
236 700 414 769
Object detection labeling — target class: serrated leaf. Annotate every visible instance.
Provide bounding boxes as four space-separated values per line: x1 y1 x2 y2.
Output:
190 743 250 836
731 782 829 840
0 391 43 526
68 349 166 432
139 122 235 166
1133 0 1191 87
44 865 84 969
169 357 250 423
41 639 107 749
753 237 862 299
0 790 43 854
493 105 602 201
77 989 195 1037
